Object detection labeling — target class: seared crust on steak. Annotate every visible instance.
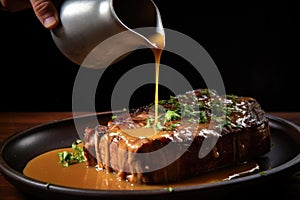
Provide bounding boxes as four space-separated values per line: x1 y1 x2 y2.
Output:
83 89 271 184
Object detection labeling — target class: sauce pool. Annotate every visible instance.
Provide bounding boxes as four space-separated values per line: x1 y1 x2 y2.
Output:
23 147 260 190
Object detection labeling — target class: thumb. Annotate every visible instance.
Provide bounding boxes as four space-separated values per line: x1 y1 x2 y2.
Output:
29 0 59 29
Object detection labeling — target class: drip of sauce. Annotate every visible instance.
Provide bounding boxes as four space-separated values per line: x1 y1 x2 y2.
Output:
23 147 260 190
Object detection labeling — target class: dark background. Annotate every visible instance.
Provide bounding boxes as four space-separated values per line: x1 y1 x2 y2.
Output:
0 1 298 112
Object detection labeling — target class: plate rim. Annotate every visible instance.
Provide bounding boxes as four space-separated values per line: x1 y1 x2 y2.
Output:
0 113 300 198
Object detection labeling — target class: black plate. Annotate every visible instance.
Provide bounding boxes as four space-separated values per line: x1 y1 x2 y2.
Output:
1 114 300 200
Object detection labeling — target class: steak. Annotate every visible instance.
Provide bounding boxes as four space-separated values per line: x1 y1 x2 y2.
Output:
83 89 271 184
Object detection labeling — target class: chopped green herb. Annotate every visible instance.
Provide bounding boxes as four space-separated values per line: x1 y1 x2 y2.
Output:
227 94 239 106
58 140 86 167
164 187 174 192
145 118 154 128
260 171 266 176
166 122 180 130
201 88 211 95
154 122 165 131
164 110 180 123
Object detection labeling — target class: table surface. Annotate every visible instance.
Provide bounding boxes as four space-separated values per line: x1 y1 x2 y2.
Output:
0 112 299 200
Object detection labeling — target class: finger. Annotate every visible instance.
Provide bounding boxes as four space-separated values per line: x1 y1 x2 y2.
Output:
29 0 59 29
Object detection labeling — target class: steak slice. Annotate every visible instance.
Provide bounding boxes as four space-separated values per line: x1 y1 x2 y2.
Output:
83 89 271 184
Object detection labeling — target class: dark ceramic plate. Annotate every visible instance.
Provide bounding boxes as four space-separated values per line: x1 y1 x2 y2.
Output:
0 113 300 200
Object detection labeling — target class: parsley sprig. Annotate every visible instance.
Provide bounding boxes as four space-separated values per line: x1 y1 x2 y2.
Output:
58 139 86 167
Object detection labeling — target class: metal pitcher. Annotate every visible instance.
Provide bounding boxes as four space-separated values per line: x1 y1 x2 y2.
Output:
50 0 165 69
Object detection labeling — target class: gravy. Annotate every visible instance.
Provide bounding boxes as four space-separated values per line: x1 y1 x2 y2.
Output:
23 147 259 190
149 33 165 128
124 127 156 138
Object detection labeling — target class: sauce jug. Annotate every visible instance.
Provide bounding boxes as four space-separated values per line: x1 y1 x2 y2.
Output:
50 0 165 68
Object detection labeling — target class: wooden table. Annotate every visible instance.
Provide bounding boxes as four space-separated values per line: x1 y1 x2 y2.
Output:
0 112 300 200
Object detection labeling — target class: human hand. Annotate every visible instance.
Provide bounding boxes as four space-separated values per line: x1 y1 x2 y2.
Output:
0 0 59 29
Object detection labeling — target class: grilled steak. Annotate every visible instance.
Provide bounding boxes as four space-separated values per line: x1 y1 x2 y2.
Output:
83 89 271 184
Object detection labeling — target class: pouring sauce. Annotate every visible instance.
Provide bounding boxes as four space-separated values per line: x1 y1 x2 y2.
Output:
114 0 165 131
23 147 259 190
149 33 165 128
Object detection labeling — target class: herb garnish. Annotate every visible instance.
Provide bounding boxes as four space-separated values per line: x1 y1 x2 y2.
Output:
260 171 266 176
164 187 174 192
144 89 242 131
58 139 86 167
164 110 180 123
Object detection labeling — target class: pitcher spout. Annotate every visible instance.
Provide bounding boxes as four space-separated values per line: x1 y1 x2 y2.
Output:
51 0 165 68
112 0 165 50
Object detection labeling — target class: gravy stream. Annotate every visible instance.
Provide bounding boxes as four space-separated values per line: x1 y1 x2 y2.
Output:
149 33 165 127
23 148 259 190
